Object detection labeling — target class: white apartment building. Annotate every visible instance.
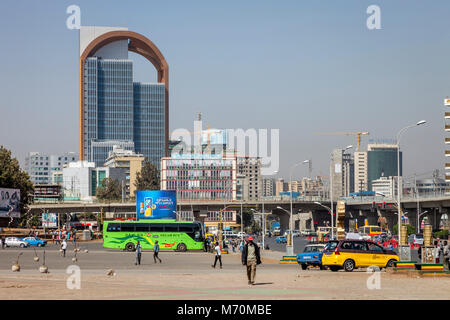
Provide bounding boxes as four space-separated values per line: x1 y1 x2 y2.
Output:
354 151 368 192
371 176 398 198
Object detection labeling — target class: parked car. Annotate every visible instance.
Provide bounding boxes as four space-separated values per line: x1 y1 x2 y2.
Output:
296 244 326 270
275 236 287 244
292 230 301 237
321 239 399 272
5 237 28 248
301 229 315 236
237 232 248 238
21 237 47 247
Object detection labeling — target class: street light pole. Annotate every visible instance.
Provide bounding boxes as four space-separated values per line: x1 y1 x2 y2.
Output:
396 120 426 248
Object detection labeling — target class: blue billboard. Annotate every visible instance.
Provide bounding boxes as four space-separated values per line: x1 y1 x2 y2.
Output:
136 190 177 220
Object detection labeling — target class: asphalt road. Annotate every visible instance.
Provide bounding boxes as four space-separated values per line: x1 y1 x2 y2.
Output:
0 241 287 273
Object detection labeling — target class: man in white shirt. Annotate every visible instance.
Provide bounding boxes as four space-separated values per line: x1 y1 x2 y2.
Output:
61 240 67 257
211 241 223 269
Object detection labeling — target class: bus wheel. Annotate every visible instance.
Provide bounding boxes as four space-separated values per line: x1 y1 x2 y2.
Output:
177 243 187 252
125 242 135 252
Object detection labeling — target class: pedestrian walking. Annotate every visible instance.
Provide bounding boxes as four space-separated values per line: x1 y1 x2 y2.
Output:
153 240 162 263
241 236 261 285
0 236 4 249
61 239 67 257
211 242 222 269
52 232 55 244
73 234 77 245
135 241 142 265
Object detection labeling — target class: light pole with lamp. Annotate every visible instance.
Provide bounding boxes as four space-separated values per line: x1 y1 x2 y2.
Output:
417 210 428 233
314 202 333 237
396 120 426 260
330 145 353 239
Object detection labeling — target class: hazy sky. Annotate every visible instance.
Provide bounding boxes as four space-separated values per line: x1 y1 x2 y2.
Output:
0 0 449 184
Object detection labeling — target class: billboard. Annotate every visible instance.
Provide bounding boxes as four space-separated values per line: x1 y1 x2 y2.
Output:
42 213 57 228
0 188 20 218
136 190 177 220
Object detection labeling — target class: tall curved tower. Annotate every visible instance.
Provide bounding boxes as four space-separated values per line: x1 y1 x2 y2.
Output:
79 26 169 166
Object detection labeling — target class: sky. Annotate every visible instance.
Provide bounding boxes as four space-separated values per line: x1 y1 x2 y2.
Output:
0 0 449 184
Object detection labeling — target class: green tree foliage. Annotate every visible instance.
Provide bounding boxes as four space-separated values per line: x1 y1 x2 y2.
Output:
393 224 416 236
134 161 160 194
95 178 121 201
0 146 34 215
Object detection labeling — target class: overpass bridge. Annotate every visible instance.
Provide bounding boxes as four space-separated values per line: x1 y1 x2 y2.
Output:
27 194 450 233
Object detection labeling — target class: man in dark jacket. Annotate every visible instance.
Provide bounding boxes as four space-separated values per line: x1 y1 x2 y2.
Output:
241 236 261 285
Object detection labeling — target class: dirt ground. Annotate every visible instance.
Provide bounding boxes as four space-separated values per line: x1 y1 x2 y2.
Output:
0 266 449 300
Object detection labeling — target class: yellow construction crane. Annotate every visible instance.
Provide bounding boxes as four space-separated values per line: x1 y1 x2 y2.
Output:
316 132 369 152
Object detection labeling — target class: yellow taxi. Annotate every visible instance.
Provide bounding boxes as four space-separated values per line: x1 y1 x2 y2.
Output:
321 240 399 272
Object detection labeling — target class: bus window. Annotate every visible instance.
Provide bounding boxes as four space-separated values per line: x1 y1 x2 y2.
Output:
135 224 150 232
107 223 121 232
165 225 178 232
179 225 194 232
150 224 164 232
121 224 135 232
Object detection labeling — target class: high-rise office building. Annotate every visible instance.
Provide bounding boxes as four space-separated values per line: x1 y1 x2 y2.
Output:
79 26 168 167
25 152 78 185
330 149 354 198
367 143 401 191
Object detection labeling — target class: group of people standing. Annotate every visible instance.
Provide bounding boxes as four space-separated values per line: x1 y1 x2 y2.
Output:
134 240 162 265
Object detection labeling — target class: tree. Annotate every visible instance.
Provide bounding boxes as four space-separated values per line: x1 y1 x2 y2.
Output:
134 161 160 194
0 146 34 224
393 224 416 236
95 178 121 201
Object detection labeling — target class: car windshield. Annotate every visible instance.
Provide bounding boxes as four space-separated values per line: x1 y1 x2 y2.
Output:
416 235 423 239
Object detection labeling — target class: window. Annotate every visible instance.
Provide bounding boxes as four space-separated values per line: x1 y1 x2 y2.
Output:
107 223 121 232
121 224 135 232
150 224 164 232
303 246 311 253
165 225 178 232
179 225 194 232
135 223 150 232
341 242 353 250
367 242 383 252
353 241 367 251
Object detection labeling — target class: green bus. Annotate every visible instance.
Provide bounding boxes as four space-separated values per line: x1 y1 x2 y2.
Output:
103 219 205 252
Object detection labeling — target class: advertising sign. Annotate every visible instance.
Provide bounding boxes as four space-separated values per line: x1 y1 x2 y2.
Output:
0 188 20 218
136 190 177 220
42 213 57 228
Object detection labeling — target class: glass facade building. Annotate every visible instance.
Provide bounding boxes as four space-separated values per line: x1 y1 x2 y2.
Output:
367 148 402 191
83 57 165 167
133 83 165 165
